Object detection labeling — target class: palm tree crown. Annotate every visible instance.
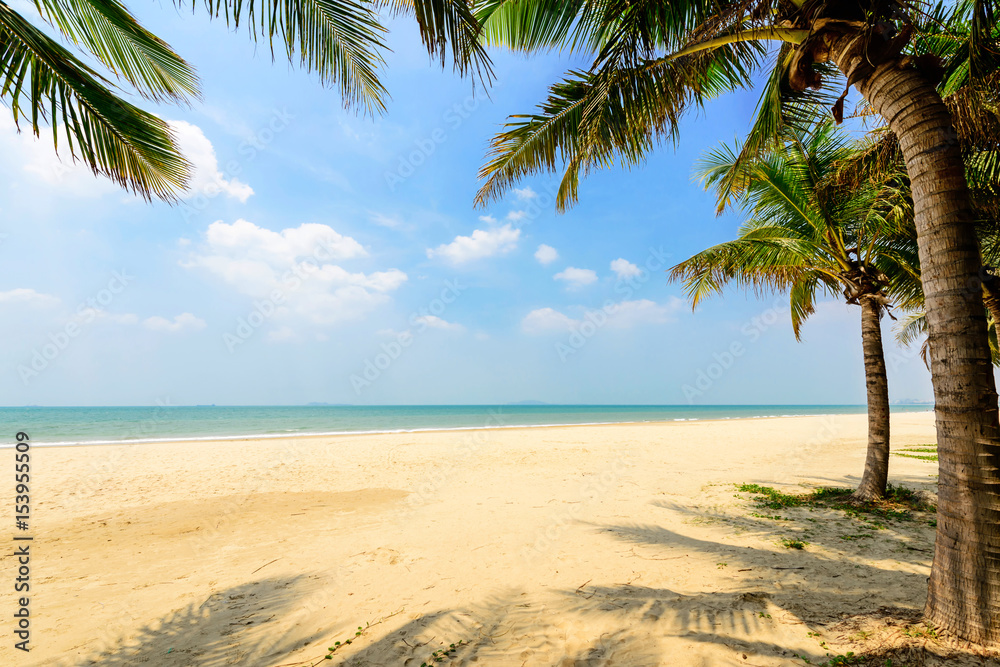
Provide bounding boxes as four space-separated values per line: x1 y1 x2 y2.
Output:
671 123 919 336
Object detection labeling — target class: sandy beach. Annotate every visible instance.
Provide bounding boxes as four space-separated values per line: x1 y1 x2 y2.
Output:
3 411 982 666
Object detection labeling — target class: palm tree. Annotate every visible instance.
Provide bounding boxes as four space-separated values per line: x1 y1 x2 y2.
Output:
672 123 919 501
0 0 490 200
472 0 1000 641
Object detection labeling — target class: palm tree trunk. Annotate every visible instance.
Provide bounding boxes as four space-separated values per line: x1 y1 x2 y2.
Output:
853 296 890 501
830 43 1000 643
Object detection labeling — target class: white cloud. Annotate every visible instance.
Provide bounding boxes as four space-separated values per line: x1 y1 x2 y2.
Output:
413 315 464 332
170 121 254 202
554 267 598 289
611 298 685 327
0 288 60 307
0 116 253 203
522 308 578 334
183 219 406 326
522 298 684 335
478 215 497 224
514 186 537 200
535 244 559 265
611 258 643 280
201 219 367 269
427 224 520 265
506 210 527 222
143 313 207 333
0 114 117 197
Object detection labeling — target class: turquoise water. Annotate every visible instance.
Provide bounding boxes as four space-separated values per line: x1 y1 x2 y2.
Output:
0 405 932 447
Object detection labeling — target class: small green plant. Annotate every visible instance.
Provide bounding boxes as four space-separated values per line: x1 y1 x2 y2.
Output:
822 653 864 666
321 626 365 661
758 611 772 619
420 640 468 666
839 533 874 541
901 623 939 639
781 538 807 550
717 562 728 569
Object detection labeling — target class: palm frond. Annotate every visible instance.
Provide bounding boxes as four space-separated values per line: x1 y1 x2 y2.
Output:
388 0 493 86
475 0 594 52
476 41 762 208
188 0 390 113
33 0 199 103
0 2 189 200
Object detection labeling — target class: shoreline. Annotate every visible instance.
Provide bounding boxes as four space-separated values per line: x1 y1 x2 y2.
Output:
4 407 935 449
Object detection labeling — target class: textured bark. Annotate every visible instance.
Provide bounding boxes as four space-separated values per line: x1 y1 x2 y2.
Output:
831 39 1000 643
853 296 890 501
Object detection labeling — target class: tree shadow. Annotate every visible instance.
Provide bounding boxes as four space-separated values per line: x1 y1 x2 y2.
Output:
63 576 334 667
647 495 937 562
330 591 665 667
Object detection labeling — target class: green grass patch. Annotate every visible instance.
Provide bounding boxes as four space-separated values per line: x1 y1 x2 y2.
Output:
894 444 938 462
734 483 935 529
894 452 938 461
735 484 803 509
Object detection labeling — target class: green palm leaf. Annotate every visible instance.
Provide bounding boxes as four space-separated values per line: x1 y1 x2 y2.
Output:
188 0 390 113
0 1 189 200
33 0 199 103
387 0 493 85
476 41 760 208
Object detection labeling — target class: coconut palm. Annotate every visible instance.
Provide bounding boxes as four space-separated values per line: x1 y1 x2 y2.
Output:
473 0 1000 641
0 0 490 200
672 123 919 501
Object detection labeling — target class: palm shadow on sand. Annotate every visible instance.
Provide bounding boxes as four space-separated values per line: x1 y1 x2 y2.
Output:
66 576 333 667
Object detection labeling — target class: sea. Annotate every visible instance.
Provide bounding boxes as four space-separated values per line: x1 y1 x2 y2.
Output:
0 404 933 448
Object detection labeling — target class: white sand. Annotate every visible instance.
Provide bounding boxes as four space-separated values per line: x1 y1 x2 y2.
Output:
1 412 947 666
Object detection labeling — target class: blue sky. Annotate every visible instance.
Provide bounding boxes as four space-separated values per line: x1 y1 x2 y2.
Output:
0 5 936 406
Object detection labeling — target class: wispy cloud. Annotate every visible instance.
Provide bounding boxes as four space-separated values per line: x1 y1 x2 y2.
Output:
522 298 684 334
143 313 207 333
0 288 60 307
